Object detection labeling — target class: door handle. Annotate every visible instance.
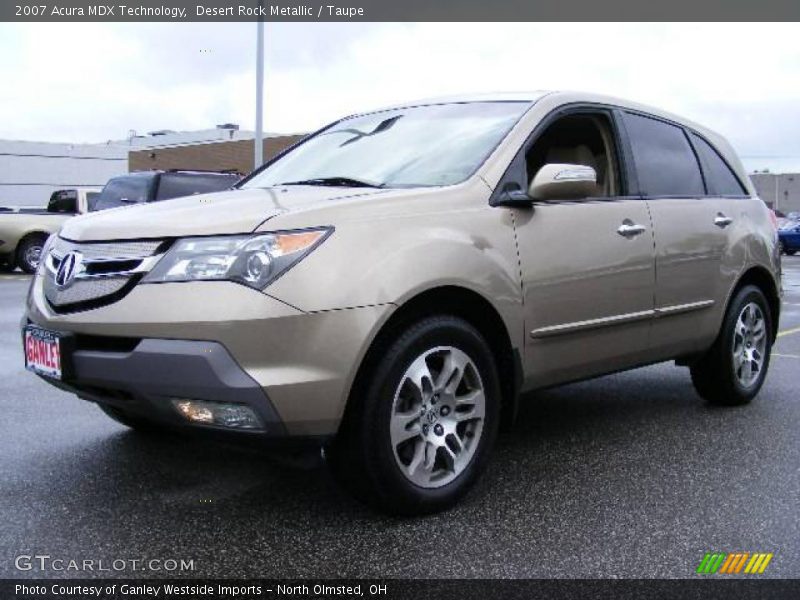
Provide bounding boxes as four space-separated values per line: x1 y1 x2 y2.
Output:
714 213 733 228
617 219 647 238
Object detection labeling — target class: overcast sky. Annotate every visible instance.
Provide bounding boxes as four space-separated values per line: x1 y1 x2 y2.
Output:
1 22 799 172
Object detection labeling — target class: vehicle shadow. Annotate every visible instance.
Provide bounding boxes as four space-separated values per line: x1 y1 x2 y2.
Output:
27 363 709 518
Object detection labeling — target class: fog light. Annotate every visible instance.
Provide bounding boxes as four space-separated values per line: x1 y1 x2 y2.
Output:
172 399 262 430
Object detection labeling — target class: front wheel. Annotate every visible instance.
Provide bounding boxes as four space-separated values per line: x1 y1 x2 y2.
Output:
328 315 501 515
690 285 773 406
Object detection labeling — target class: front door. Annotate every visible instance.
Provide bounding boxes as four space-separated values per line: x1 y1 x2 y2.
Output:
513 110 656 389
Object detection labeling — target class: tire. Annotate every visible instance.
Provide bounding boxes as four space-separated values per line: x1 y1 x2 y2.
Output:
787 249 797 256
690 285 773 406
328 315 501 515
16 235 47 274
98 404 164 435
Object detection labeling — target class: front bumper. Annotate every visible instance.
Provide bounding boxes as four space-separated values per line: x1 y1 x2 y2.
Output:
25 274 393 438
39 337 287 438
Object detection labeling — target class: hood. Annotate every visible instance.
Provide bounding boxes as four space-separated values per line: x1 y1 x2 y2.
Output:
59 186 390 242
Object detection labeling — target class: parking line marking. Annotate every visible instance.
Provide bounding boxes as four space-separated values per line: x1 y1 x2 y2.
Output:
774 353 800 359
777 326 800 338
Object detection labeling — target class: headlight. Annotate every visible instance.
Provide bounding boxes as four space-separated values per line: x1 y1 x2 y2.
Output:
142 228 331 290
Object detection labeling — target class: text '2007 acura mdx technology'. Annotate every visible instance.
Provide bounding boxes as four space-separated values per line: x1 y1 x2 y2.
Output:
22 92 781 515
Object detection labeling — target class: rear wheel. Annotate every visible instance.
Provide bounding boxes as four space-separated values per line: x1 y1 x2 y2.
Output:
786 249 797 256
690 285 773 406
328 315 500 515
16 235 47 274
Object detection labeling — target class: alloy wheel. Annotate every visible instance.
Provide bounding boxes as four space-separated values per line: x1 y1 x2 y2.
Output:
732 302 767 388
390 346 485 488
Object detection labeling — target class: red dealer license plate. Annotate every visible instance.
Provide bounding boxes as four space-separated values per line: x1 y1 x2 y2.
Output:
24 326 66 380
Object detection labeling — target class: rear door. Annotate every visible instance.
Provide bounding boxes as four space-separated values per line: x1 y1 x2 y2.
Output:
621 112 734 357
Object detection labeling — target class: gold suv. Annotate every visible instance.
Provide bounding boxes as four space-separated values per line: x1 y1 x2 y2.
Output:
22 92 781 514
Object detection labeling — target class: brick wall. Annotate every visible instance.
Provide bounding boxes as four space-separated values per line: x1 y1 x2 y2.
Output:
128 135 305 175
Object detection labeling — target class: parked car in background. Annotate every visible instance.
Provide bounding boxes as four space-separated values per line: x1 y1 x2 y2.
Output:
1 171 241 273
779 220 800 255
91 170 241 211
0 187 100 273
22 92 780 514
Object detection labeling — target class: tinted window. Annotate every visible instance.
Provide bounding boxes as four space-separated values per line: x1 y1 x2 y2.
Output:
690 133 747 196
155 173 239 201
93 175 154 211
624 113 704 196
47 190 78 213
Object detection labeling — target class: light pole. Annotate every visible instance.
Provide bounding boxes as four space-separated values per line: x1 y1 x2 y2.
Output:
254 2 264 169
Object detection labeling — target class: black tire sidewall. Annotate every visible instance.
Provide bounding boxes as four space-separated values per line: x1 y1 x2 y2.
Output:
17 237 44 274
360 316 501 514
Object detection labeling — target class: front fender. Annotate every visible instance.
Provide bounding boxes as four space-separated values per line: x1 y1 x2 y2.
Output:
265 203 524 346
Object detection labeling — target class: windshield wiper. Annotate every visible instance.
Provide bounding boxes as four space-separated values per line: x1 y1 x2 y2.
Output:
277 177 383 188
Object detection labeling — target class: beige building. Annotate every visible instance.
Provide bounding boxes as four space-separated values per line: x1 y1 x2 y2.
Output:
750 172 800 215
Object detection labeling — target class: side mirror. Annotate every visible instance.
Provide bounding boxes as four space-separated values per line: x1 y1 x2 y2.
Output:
529 163 598 202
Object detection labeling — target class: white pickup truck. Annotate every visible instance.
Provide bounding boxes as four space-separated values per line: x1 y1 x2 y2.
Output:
0 188 100 273
1 170 241 273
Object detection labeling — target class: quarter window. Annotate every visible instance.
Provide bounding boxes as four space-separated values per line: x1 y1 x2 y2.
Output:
689 133 747 196
624 113 704 197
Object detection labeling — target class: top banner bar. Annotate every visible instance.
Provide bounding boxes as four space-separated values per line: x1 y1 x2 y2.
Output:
4 0 800 22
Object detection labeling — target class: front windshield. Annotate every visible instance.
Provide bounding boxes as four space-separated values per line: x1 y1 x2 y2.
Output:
242 101 530 189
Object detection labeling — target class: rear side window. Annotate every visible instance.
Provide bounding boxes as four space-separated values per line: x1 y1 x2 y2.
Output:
624 112 704 197
155 173 239 201
689 133 747 196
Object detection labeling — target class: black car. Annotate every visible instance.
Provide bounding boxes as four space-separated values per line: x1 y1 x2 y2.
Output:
92 170 241 212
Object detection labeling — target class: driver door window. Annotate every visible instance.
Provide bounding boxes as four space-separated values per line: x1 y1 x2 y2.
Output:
525 113 621 198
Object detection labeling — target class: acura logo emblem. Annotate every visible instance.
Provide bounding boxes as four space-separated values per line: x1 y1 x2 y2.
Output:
55 251 83 287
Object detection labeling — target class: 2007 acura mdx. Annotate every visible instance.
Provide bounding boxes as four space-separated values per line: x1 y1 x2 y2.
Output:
23 92 781 514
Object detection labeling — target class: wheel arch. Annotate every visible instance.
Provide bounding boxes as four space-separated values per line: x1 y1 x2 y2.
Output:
342 285 522 435
728 265 781 341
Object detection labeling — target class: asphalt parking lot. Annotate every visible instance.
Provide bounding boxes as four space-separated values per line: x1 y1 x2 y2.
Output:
1 259 799 579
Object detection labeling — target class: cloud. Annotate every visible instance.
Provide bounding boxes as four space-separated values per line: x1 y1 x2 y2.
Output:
1 22 799 170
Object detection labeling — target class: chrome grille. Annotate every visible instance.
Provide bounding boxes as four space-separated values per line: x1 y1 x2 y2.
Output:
44 236 164 311
51 238 162 261
44 275 129 306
